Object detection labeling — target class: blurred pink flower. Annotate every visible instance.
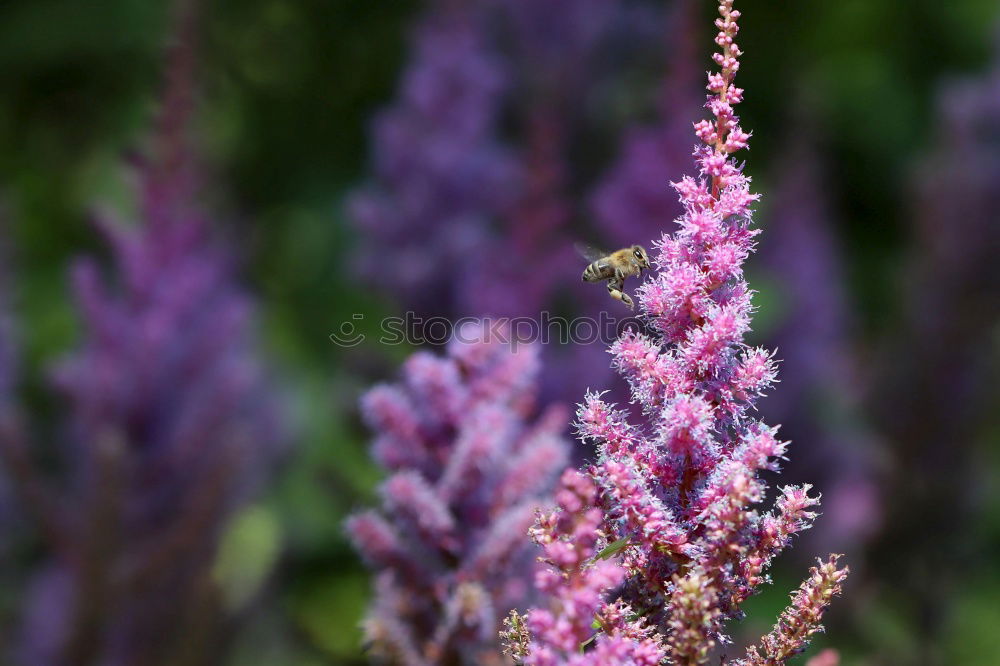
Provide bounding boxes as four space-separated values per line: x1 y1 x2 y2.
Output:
806 648 841 666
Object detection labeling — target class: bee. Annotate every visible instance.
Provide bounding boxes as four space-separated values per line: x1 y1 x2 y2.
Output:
578 243 651 309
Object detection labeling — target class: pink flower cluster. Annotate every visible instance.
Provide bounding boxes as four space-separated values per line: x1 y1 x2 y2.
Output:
502 470 665 666
346 323 569 664
735 556 849 664
515 2 847 662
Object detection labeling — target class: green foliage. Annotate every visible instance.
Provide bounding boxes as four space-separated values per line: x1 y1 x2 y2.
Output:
214 505 282 613
596 537 630 560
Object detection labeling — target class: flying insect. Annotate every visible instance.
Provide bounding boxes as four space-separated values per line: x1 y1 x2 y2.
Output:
578 243 651 309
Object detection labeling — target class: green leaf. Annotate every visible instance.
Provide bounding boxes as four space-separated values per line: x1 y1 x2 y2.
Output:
596 537 629 560
212 505 281 613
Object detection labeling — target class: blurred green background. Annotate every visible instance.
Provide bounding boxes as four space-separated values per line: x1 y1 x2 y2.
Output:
1 1 998 664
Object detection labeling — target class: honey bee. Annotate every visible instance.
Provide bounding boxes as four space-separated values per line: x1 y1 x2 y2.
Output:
578 243 651 308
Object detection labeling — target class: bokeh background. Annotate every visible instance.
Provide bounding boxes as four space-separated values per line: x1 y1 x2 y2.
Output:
0 0 998 664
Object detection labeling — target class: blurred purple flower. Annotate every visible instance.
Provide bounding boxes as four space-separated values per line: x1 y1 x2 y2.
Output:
483 0 614 297
513 3 847 661
347 0 637 413
454 109 575 318
491 0 612 95
591 0 703 250
352 0 709 320
348 5 521 315
346 322 570 665
4 3 284 664
805 648 842 666
349 0 621 320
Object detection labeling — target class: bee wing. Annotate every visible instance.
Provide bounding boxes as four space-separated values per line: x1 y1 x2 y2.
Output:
574 242 608 263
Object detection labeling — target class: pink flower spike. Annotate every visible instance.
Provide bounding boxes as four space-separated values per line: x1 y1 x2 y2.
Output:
736 556 849 664
514 2 849 661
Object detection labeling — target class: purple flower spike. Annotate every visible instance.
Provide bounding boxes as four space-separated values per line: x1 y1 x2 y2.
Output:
347 324 570 664
348 7 520 315
8 3 284 664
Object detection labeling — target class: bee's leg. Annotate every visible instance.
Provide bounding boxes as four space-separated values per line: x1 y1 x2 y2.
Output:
607 277 633 309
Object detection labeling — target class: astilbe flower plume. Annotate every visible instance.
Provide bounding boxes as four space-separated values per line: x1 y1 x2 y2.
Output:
502 470 665 666
346 324 570 665
510 3 847 663
3 3 283 663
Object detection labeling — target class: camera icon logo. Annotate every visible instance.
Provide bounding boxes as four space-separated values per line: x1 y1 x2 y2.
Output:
329 314 365 347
